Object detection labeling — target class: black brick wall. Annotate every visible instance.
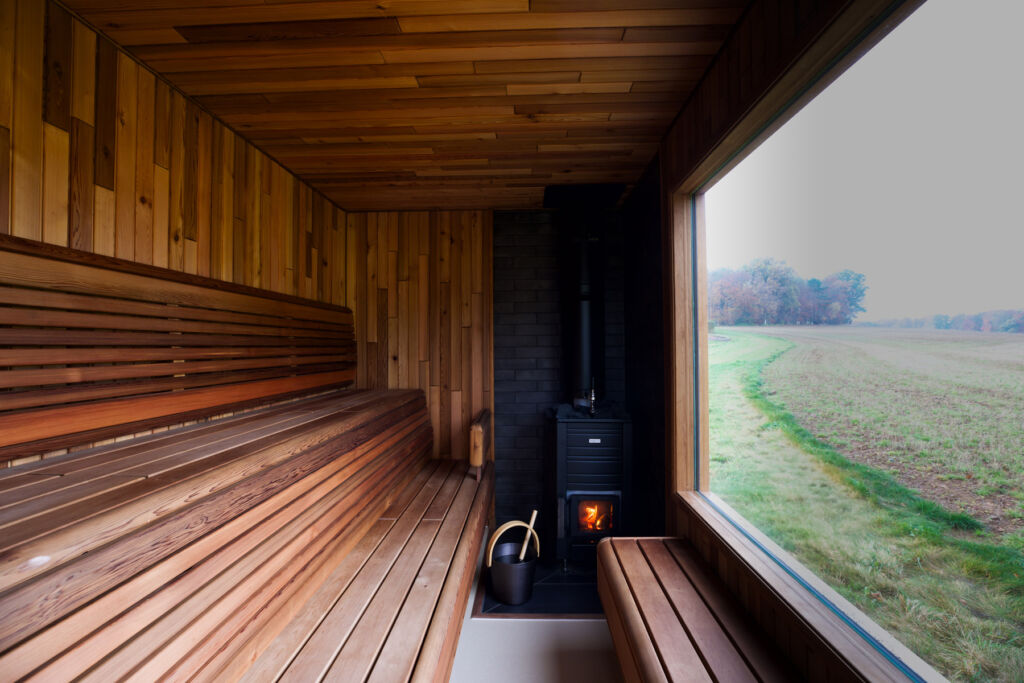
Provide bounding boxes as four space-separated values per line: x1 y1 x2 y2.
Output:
493 211 562 523
493 210 628 525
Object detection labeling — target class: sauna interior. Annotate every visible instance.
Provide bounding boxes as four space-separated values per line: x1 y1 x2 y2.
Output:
0 1 946 681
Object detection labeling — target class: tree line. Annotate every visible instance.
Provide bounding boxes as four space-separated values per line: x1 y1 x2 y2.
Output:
863 310 1024 333
709 258 867 326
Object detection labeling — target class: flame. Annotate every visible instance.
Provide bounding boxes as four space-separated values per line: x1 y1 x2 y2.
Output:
580 501 612 531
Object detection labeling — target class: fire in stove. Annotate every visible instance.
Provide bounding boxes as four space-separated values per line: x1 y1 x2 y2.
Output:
578 499 614 533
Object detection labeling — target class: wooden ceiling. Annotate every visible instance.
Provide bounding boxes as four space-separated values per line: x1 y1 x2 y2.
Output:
62 1 748 211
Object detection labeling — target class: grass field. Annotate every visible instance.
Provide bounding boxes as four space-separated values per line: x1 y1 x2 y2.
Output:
708 327 1024 681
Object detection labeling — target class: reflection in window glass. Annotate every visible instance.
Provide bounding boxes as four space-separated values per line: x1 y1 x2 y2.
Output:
704 1 1024 679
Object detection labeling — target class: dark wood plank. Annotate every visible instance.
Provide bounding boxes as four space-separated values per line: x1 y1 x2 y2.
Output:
177 17 403 44
43 1 73 131
93 37 117 190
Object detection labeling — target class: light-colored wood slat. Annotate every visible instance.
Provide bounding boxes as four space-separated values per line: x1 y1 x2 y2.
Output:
41 122 70 245
71 20 96 125
43 399 429 682
11 0 44 241
92 185 115 255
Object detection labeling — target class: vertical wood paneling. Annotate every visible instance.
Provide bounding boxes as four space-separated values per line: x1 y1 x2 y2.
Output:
348 210 493 459
1 1 495 460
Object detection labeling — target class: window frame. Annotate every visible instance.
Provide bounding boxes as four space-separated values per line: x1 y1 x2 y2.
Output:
661 0 944 678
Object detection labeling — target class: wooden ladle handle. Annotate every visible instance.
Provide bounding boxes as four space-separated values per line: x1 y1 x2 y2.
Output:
519 509 537 561
486 520 540 567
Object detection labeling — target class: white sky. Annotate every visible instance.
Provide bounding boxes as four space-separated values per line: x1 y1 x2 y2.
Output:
704 0 1024 321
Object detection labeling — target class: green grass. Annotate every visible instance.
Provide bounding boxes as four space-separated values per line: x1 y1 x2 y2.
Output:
708 328 1024 681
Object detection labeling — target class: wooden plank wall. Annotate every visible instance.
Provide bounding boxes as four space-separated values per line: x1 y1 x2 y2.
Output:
345 211 493 459
0 0 494 459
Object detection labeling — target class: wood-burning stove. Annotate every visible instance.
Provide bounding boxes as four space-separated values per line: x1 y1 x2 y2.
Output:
551 405 631 562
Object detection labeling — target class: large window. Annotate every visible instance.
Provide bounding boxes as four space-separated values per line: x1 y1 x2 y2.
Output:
702 0 1024 680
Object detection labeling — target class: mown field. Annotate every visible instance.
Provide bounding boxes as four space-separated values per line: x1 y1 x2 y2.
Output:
708 327 1024 681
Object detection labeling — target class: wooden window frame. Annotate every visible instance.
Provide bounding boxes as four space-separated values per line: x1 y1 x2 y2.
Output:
661 0 945 679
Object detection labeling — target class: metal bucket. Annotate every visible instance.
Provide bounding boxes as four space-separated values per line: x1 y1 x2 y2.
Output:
488 542 537 605
486 520 541 606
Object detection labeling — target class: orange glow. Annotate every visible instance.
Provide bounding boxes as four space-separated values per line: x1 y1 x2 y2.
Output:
578 500 613 532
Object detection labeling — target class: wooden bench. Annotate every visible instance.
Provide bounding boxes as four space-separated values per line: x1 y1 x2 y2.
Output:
597 537 794 683
0 236 492 681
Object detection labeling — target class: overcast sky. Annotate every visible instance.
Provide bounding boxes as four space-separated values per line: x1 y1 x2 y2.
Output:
704 0 1024 321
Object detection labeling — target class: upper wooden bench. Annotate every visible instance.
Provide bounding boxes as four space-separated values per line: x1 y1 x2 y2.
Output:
598 536 794 683
0 236 492 682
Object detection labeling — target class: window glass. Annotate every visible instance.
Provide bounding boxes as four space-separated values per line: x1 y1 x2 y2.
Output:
704 1 1024 679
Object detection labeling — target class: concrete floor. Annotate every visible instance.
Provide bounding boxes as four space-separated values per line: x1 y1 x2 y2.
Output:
449 544 623 683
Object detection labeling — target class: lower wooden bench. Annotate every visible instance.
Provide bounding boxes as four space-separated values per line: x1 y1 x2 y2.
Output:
0 388 492 682
597 537 794 683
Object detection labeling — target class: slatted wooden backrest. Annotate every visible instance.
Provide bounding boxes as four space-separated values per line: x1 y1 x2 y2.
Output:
0 236 356 462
